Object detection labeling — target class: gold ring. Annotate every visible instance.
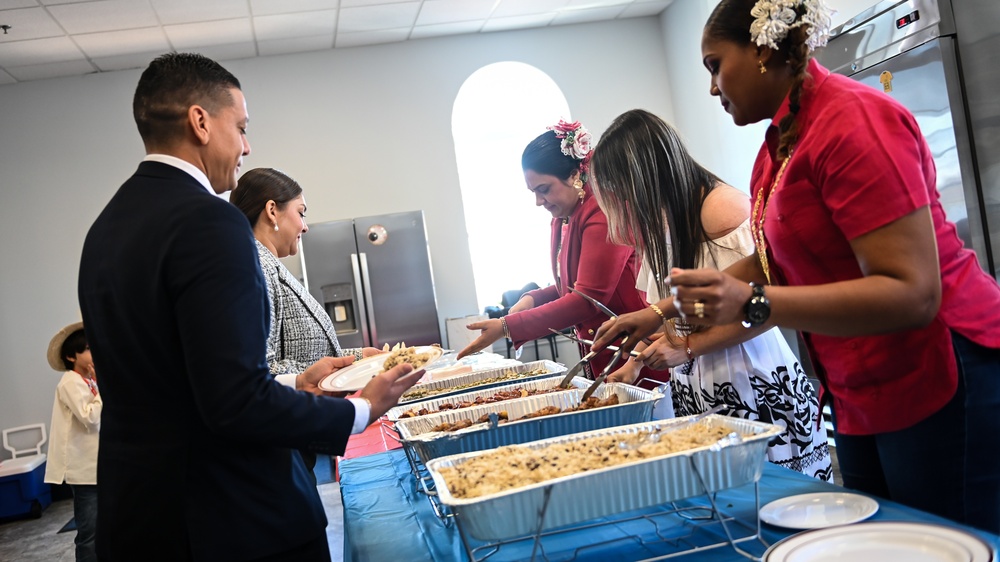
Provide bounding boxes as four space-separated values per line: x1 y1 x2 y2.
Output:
693 301 705 318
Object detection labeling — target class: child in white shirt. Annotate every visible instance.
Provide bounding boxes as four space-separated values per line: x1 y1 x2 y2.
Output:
44 322 101 562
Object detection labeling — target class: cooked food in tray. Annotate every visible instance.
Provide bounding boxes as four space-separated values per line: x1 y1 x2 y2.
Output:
401 367 551 401
397 386 567 419
438 421 744 499
427 395 620 433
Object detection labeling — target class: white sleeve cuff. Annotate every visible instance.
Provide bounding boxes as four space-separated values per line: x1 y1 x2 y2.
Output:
275 373 298 388
347 398 370 435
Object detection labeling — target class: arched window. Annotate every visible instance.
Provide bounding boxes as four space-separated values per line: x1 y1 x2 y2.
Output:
452 62 572 312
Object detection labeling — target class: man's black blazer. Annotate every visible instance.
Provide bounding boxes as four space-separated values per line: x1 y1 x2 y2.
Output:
79 162 356 560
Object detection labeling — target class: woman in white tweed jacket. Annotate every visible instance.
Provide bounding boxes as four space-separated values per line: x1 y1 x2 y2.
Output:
230 168 383 480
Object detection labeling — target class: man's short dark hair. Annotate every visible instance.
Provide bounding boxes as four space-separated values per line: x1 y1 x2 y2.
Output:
133 52 242 147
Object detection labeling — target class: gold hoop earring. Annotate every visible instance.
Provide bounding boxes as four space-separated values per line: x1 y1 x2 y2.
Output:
758 60 767 74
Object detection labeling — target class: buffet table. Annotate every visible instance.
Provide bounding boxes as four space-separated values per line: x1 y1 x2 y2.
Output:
340 448 1000 561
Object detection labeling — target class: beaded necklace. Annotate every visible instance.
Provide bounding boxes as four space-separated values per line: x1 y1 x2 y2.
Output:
750 150 793 285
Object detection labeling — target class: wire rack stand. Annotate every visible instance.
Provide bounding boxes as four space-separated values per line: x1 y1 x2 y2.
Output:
451 454 769 562
381 420 456 523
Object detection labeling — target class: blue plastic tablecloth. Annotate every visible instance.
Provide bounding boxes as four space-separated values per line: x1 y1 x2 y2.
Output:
340 449 1000 561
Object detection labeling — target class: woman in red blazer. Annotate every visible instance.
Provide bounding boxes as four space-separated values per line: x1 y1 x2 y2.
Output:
458 121 662 383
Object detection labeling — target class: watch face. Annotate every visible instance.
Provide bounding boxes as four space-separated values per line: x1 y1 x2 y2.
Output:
746 295 771 325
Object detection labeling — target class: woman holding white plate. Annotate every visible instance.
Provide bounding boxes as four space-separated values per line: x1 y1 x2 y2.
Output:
231 167 385 480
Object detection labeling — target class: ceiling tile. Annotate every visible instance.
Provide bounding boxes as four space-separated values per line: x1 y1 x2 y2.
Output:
74 27 169 59
481 13 555 33
257 34 333 56
492 0 568 18
0 7 64 42
253 10 337 41
250 0 339 16
165 18 253 49
335 26 408 48
0 68 15 84
0 0 38 9
151 0 249 26
415 0 494 26
410 20 482 40
0 35 82 66
47 0 159 34
90 50 163 72
551 5 626 26
341 0 418 7
619 0 672 18
5 57 94 80
191 41 257 62
562 0 631 7
338 3 418 33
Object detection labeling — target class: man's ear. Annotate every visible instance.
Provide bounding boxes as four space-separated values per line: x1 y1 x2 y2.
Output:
188 104 211 146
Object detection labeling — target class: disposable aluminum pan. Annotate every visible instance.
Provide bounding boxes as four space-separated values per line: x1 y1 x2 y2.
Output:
426 415 782 541
395 383 662 464
398 360 565 405
386 374 588 422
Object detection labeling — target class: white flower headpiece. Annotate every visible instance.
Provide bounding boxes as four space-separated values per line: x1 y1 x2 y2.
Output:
750 0 833 52
547 119 593 162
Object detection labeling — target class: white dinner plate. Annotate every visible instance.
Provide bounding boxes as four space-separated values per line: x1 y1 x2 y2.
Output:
763 521 994 562
318 346 443 392
759 492 879 529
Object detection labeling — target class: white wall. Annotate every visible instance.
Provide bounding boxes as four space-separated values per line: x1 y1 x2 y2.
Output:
659 0 881 194
0 17 674 455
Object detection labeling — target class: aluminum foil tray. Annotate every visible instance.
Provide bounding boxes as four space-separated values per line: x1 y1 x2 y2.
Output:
386 374 589 421
398 360 566 405
395 383 663 464
426 415 781 541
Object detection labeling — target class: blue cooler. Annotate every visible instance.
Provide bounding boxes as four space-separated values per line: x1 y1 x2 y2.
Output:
0 455 51 519
0 424 51 519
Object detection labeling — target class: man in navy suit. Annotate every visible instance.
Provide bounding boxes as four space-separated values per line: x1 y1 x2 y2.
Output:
78 53 422 561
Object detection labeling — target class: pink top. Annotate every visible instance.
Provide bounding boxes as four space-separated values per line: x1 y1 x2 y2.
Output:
752 59 1000 435
504 185 665 382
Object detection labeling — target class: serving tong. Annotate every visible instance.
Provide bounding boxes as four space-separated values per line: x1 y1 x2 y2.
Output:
551 288 637 399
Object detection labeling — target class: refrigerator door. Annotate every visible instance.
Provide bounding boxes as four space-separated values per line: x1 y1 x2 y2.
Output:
354 211 441 348
300 219 368 349
818 0 992 274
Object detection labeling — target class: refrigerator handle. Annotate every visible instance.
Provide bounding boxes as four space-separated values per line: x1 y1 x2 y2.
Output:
350 253 371 348
357 252 379 348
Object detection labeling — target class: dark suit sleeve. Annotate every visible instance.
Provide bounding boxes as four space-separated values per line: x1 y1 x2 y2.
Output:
168 201 354 454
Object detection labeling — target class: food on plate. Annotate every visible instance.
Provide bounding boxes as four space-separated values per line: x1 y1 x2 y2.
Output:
396 387 566 419
438 421 744 499
400 367 551 401
382 346 434 372
425 395 620 433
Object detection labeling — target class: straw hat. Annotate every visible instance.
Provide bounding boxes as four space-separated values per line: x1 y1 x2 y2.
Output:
47 321 84 371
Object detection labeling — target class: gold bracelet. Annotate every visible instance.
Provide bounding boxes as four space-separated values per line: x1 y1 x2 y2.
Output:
649 304 666 319
500 317 511 340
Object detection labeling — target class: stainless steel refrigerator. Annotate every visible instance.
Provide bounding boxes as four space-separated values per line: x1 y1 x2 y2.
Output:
299 210 441 349
817 0 1000 278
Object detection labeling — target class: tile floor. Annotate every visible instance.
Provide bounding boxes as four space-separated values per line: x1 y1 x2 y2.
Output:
0 482 346 562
